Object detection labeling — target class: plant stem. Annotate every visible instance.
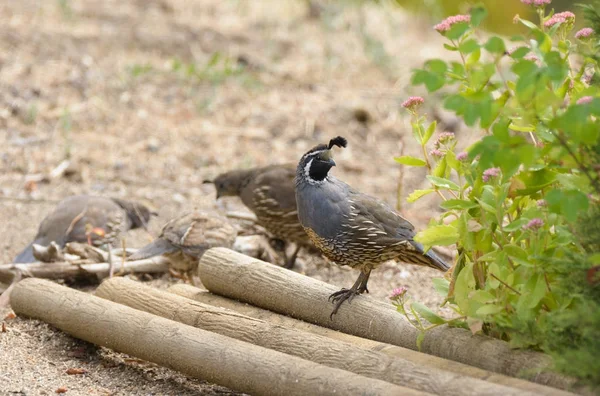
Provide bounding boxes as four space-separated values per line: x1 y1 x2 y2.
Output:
490 273 521 295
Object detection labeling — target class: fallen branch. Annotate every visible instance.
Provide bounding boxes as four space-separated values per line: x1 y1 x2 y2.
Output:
97 277 539 396
197 248 581 392
10 278 415 396
168 283 573 396
0 257 170 282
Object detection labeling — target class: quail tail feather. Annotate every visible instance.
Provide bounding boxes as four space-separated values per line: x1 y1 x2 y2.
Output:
13 242 36 263
409 241 451 272
128 238 177 261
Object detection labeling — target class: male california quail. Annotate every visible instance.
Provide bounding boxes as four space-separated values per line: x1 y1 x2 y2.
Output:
206 164 313 269
295 136 450 318
14 195 155 263
128 210 237 282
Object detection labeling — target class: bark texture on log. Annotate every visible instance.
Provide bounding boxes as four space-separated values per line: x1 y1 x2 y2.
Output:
169 283 574 396
197 248 579 392
9 278 416 396
0 257 169 282
97 277 543 396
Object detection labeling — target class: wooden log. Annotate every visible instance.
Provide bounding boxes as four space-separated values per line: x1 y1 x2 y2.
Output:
0 257 170 283
198 248 579 392
10 278 417 396
169 283 574 396
97 277 535 396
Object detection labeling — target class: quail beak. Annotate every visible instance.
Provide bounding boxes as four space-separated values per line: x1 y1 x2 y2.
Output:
320 150 336 167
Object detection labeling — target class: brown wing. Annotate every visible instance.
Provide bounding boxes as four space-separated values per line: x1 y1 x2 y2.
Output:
347 190 417 246
160 211 237 258
242 164 310 244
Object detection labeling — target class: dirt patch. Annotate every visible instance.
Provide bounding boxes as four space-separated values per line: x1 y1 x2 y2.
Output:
1 0 473 394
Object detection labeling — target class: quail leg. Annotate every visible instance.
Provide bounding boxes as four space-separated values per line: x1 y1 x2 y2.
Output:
328 270 371 319
283 245 301 269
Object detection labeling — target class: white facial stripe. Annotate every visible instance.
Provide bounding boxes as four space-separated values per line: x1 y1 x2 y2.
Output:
301 149 326 161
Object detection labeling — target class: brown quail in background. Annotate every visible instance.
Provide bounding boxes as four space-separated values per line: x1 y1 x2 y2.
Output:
14 195 155 263
127 210 237 282
206 164 314 269
295 137 450 319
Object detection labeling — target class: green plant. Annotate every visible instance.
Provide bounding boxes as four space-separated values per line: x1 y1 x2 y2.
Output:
392 1 600 386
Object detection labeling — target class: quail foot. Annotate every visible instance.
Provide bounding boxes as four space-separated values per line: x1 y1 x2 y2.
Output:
206 164 315 269
14 195 155 263
295 136 450 319
128 210 237 283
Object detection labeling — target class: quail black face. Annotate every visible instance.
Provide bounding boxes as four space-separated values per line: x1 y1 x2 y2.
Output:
297 136 347 184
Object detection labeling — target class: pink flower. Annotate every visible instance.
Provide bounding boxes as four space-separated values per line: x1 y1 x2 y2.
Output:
555 11 575 20
390 286 408 300
401 96 425 110
482 167 501 182
434 14 471 34
577 96 594 105
524 53 539 62
544 11 575 27
435 132 455 146
537 199 547 207
523 218 544 230
575 28 594 39
430 149 444 157
456 152 468 161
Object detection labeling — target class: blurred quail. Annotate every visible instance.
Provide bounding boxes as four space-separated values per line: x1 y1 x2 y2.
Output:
128 210 237 281
295 137 450 318
207 164 313 269
14 195 155 263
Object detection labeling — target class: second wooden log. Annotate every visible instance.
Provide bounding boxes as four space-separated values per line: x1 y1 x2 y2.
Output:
10 278 412 396
97 277 533 396
197 248 577 392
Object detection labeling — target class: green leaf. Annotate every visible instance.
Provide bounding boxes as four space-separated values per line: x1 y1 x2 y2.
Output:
477 199 497 214
484 37 505 54
509 124 535 132
518 18 538 30
426 176 459 191
443 43 458 51
504 244 530 266
394 156 426 167
432 278 449 297
432 157 448 178
546 189 589 222
445 22 470 40
503 218 528 232
459 39 480 54
423 121 437 145
510 47 530 59
476 304 504 315
414 225 459 248
411 69 445 92
426 59 447 75
440 199 478 210
478 251 498 262
407 189 435 203
470 5 488 27
411 302 446 325
524 273 547 309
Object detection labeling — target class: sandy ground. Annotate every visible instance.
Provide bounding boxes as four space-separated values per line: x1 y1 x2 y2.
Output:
0 1 474 394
